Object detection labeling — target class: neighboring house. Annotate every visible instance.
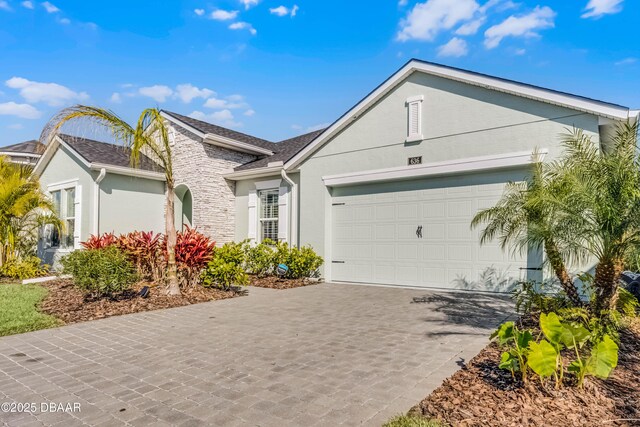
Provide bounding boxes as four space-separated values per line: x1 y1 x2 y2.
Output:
0 140 45 165
34 59 639 291
32 134 166 267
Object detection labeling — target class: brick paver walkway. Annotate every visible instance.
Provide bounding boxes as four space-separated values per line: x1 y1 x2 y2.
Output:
0 283 513 426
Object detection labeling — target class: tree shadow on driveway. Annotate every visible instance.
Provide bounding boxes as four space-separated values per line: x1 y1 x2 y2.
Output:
411 291 515 338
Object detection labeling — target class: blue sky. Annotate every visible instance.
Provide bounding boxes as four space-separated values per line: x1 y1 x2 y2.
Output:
0 0 638 146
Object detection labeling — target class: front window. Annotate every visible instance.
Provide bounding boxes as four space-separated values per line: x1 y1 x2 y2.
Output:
49 186 77 249
259 189 279 242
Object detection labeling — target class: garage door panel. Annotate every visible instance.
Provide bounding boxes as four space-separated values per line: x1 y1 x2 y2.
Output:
331 171 528 291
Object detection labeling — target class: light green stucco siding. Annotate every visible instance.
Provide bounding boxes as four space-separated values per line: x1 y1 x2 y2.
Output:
98 174 165 235
295 71 601 281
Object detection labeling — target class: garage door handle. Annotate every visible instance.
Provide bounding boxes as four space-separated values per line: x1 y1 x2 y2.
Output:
416 225 423 238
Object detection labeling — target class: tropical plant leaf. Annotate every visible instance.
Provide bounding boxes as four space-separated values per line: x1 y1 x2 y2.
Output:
527 339 558 378
491 321 515 345
586 335 619 379
516 329 534 349
499 351 519 372
540 312 572 348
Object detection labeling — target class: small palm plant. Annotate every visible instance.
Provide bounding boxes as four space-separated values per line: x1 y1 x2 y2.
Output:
43 107 181 295
550 123 640 313
0 157 61 267
471 156 584 306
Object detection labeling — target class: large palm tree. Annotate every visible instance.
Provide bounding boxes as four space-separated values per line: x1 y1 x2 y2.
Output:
0 157 61 266
550 123 640 313
43 107 181 295
471 156 584 306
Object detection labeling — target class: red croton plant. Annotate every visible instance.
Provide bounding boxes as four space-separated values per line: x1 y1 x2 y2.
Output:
81 227 215 287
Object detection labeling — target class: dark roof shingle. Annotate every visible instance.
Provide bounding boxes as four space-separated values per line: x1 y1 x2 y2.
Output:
162 110 278 152
1 140 45 155
234 128 326 171
59 134 164 173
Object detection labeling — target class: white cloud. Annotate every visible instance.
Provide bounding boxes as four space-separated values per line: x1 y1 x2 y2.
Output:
5 77 89 106
399 0 408 6
484 6 555 49
270 5 298 17
244 109 255 117
0 1 10 10
437 37 468 57
110 92 122 103
21 1 34 9
8 123 24 130
211 9 238 21
138 85 173 103
240 0 259 10
455 17 485 35
59 17 70 24
229 21 257 35
582 0 623 18
0 102 41 119
194 8 205 16
41 1 59 13
175 84 214 103
203 95 247 109
189 109 241 127
515 48 526 55
397 0 480 42
615 57 637 66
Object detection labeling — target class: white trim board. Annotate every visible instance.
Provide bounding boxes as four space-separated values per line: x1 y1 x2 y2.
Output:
321 150 547 187
285 59 636 171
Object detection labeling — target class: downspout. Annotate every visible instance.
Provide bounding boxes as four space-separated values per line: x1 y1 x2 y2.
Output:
280 169 298 247
92 168 106 235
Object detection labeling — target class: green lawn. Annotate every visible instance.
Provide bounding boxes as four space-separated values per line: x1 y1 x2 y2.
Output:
0 284 60 337
383 415 446 427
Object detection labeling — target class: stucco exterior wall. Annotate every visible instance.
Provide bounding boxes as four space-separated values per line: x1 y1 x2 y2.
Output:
169 123 258 244
37 145 94 266
295 71 601 279
98 174 165 235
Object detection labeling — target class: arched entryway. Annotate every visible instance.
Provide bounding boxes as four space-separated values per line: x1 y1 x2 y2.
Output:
174 184 193 231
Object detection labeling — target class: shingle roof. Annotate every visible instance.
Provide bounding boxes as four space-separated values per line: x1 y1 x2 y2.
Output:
234 129 326 171
59 134 164 173
162 110 278 152
1 140 45 155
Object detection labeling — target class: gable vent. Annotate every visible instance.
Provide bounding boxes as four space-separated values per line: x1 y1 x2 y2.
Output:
406 95 424 143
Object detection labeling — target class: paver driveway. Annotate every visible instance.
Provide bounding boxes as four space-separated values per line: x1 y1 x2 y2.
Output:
0 283 513 427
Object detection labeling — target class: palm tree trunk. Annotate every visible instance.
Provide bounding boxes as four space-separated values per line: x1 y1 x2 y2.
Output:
544 240 582 306
165 183 180 296
592 258 623 314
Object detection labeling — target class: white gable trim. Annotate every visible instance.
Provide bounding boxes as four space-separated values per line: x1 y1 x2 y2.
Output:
285 60 635 170
321 150 548 187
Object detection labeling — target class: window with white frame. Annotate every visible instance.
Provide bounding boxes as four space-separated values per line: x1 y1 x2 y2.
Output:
406 95 424 142
48 186 78 249
259 189 279 242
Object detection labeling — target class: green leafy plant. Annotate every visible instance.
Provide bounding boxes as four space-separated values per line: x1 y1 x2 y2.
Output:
271 240 323 279
491 321 533 382
201 242 248 290
0 256 49 280
513 280 571 315
616 287 639 317
61 247 138 296
568 335 619 388
244 239 275 277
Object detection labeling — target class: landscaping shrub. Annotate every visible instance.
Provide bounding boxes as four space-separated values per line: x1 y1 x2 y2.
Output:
201 242 248 290
81 232 118 249
492 312 619 388
512 280 571 315
61 247 138 296
119 231 163 282
271 240 323 279
0 256 49 280
244 239 275 277
170 227 216 287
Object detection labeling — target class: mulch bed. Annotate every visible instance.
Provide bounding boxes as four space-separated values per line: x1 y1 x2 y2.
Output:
39 279 241 325
249 275 319 290
412 320 640 427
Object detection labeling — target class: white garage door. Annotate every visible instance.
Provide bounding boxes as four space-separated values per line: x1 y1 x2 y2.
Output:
330 171 528 292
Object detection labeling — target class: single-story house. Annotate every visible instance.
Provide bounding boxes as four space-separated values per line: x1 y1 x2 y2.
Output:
34 59 639 291
1 139 44 165
33 134 166 266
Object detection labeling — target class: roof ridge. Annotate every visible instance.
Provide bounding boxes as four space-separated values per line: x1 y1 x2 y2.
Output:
162 110 276 146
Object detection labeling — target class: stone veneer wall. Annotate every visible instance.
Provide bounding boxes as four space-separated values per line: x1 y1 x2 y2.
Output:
169 123 258 244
